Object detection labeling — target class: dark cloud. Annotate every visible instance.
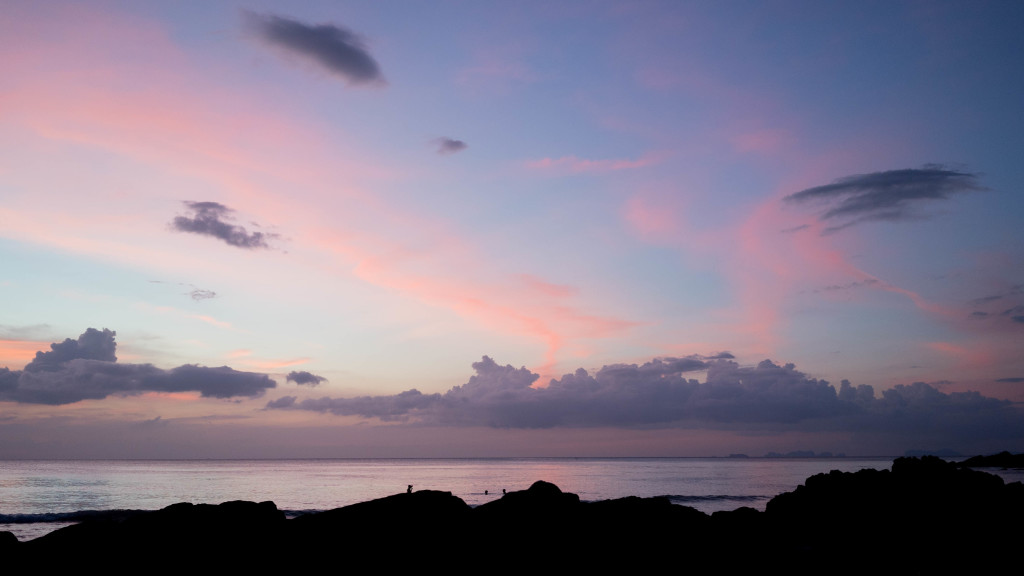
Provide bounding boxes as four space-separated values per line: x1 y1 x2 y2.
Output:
267 355 1024 445
24 328 117 372
434 138 468 155
1000 305 1024 323
171 201 276 249
784 165 985 233
0 329 275 405
967 287 1024 327
780 224 810 234
286 371 327 386
995 377 1024 383
244 11 384 86
265 396 297 409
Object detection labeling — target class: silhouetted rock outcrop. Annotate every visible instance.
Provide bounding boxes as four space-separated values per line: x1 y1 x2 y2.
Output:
17 500 285 569
764 456 1023 572
7 458 1022 572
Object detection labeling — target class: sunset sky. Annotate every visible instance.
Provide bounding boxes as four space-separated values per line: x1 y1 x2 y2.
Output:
2 1 1022 458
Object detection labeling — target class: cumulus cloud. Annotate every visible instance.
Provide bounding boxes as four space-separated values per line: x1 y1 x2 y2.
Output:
266 355 1024 444
0 329 275 405
784 165 985 233
433 137 468 155
286 370 327 386
243 11 384 86
171 201 277 249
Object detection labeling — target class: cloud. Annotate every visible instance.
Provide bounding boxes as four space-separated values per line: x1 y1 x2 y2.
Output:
190 288 217 301
784 165 986 233
815 279 879 293
265 396 297 409
23 328 117 372
780 224 810 234
171 201 277 249
0 329 275 405
995 377 1024 383
1001 305 1024 323
433 137 468 155
286 370 327 386
149 282 218 302
267 355 1024 444
243 11 384 86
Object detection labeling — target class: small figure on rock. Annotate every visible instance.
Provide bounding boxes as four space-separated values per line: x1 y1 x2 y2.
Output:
407 485 412 494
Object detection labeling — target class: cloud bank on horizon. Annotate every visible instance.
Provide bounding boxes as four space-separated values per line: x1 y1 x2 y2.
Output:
0 329 275 405
266 356 1023 447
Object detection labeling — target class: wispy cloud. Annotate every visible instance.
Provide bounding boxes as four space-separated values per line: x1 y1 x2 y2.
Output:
149 281 217 302
171 201 277 250
243 11 384 87
784 165 986 234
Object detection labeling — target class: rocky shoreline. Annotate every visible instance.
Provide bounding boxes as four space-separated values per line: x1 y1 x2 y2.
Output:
4 455 1021 571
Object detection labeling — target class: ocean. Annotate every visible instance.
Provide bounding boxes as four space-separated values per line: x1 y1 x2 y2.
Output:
3 457 1017 542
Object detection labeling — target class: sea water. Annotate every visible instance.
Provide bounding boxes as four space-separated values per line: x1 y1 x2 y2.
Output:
2 457 1002 542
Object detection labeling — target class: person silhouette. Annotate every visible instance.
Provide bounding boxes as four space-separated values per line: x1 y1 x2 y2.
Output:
484 490 489 495
407 485 413 494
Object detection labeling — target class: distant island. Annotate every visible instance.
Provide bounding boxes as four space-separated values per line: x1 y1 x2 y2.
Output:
958 450 1024 469
3 454 1021 571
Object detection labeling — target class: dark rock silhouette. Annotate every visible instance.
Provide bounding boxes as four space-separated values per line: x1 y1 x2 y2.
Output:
5 458 1021 572
764 456 1023 572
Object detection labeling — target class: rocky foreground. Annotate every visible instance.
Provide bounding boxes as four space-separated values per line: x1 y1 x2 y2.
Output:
3 456 1021 572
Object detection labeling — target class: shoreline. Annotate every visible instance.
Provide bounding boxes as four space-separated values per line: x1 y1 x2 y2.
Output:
3 455 1022 570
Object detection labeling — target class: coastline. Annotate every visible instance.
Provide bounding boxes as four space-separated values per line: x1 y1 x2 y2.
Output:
3 455 1021 571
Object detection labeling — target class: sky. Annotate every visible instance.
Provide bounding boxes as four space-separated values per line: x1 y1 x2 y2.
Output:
1 0 1022 458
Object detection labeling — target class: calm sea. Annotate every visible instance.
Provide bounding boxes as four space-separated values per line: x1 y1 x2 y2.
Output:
3 457 1017 542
